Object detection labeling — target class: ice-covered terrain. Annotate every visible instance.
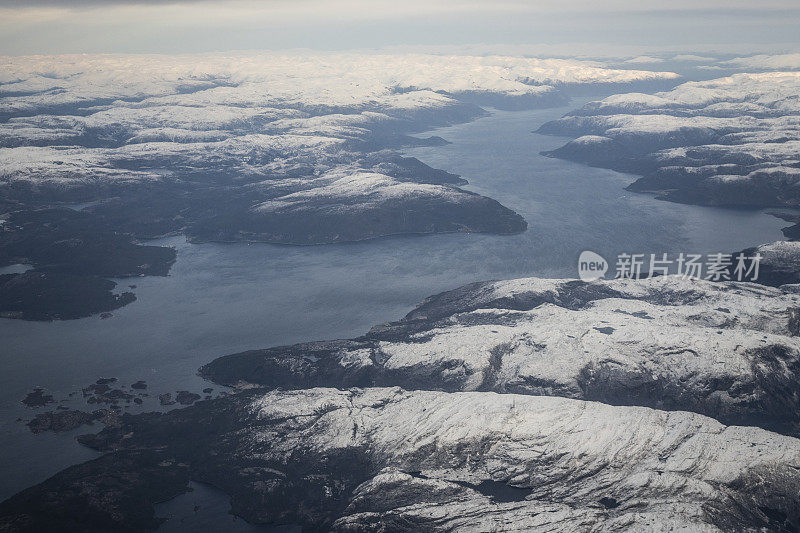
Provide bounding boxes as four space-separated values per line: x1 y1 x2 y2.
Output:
4 248 800 531
538 71 800 213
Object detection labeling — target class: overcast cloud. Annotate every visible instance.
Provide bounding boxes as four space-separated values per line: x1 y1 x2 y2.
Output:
1 0 798 9
0 0 798 55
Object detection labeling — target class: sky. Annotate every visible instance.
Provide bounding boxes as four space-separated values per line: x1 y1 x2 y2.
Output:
0 0 799 56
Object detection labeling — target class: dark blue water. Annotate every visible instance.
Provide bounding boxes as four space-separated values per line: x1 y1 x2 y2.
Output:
0 101 787 527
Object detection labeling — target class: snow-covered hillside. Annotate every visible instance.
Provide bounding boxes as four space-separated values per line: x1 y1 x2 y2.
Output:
0 52 677 244
6 249 800 530
202 254 800 437
539 72 800 209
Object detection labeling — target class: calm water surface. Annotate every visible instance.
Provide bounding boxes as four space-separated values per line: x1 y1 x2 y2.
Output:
0 101 788 524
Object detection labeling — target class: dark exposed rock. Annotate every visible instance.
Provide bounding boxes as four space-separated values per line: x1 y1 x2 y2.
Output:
0 450 191 532
0 208 175 321
599 497 620 509
81 380 134 405
175 391 201 406
21 388 54 408
106 389 134 402
0 271 136 321
83 383 109 396
199 339 376 391
26 410 100 434
0 208 176 278
159 393 176 406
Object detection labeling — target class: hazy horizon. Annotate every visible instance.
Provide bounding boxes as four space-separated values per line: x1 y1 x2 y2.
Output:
1 0 799 56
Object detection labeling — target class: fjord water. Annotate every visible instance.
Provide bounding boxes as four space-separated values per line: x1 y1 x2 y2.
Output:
0 100 788 519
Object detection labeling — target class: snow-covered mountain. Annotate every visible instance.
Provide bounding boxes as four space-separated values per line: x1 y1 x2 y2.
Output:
201 248 800 437
5 247 800 531
0 52 678 237
11 386 791 531
0 52 683 320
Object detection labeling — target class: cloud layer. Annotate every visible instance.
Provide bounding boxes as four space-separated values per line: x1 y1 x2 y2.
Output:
2 1 799 55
